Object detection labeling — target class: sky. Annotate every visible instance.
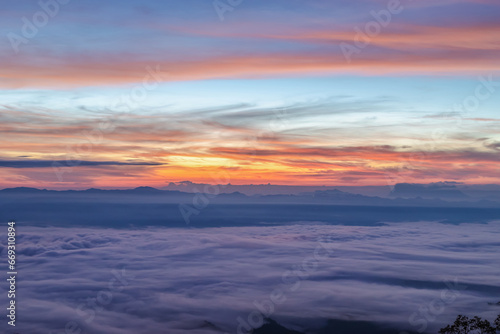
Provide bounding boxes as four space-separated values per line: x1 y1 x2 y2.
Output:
1 0 500 189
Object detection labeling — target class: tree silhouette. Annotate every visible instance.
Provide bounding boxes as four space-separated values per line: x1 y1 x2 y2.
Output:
439 315 499 334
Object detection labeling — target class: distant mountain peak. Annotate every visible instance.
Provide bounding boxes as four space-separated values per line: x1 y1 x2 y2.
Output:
133 186 161 192
0 187 46 192
391 183 467 199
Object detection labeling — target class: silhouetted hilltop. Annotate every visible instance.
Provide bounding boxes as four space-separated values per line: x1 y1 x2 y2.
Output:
391 182 468 200
253 318 304 334
242 318 422 334
2 186 499 207
1 187 47 193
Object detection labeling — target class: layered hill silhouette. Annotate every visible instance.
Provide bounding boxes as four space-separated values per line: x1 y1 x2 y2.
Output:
2 185 499 228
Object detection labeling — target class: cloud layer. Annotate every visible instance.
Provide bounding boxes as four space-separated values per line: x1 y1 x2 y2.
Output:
1 221 499 333
2 100 500 188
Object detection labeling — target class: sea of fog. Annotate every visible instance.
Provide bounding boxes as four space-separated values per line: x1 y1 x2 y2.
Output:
1 221 499 334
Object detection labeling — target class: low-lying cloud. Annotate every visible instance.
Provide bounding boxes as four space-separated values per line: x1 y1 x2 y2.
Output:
0 221 499 334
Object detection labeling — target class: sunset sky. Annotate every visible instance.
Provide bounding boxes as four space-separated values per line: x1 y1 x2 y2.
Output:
1 0 500 189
